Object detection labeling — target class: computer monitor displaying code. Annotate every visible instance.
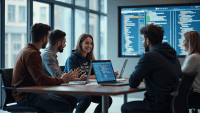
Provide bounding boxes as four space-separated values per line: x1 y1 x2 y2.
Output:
118 3 200 57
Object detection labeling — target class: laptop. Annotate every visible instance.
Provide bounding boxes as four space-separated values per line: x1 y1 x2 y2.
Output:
68 63 92 85
92 60 129 86
118 59 128 79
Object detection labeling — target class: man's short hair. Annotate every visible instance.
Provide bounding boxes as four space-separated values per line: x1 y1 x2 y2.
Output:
140 24 164 45
49 30 66 46
31 23 51 43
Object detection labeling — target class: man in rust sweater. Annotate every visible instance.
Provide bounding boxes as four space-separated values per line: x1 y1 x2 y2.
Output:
11 23 78 112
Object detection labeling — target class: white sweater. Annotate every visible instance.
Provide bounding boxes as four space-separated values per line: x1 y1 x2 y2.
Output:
182 53 200 92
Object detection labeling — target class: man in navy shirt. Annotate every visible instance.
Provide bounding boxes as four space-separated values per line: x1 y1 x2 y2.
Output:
121 24 182 113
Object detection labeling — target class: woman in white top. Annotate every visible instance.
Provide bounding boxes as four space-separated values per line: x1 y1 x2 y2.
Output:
182 31 200 105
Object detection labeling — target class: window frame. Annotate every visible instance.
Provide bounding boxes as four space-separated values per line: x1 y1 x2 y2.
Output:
31 0 106 60
1 0 107 68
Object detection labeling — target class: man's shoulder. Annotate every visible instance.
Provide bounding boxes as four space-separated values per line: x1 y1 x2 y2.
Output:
141 51 159 58
22 47 40 57
41 48 55 58
16 48 41 64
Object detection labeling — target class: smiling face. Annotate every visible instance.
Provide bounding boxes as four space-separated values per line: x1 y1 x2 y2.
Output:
80 37 93 54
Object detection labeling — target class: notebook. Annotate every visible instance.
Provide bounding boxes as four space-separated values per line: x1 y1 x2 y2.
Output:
92 60 129 86
68 63 92 85
118 59 128 79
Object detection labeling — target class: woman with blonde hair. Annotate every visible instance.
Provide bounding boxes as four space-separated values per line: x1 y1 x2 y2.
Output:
182 31 200 106
64 33 114 113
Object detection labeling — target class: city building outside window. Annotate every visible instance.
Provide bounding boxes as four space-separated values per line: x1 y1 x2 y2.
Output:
40 7 46 22
19 6 25 22
8 5 15 22
3 0 107 69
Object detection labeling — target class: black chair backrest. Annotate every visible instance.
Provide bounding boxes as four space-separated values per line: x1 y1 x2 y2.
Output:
172 71 198 113
60 66 65 72
0 68 16 108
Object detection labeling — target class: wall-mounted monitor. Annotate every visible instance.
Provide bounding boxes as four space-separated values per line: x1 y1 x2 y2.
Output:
118 3 200 57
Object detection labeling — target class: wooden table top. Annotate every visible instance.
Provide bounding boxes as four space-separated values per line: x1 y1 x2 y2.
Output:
17 79 145 96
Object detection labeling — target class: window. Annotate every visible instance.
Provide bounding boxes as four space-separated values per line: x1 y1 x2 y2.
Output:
11 33 22 67
12 54 18 67
5 0 27 68
5 34 8 52
11 34 21 41
3 0 107 68
89 0 98 11
56 0 71 4
5 33 8 42
13 44 21 51
100 16 107 60
19 6 25 22
40 7 46 22
89 25 94 37
101 0 107 13
33 1 49 25
5 55 8 68
75 0 86 7
75 9 86 46
5 33 8 68
89 13 98 58
8 5 15 22
54 5 72 66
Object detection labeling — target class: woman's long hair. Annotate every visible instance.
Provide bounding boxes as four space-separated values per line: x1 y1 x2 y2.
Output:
75 33 95 61
184 31 200 56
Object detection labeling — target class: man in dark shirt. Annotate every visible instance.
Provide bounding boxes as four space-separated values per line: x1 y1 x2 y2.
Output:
12 23 78 112
121 24 182 113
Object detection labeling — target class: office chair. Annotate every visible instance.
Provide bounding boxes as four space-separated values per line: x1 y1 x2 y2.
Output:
189 105 200 113
0 68 44 112
130 71 198 113
188 89 200 113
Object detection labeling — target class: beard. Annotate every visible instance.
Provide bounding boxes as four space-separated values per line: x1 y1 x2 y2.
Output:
144 41 150 52
41 40 48 49
58 45 64 53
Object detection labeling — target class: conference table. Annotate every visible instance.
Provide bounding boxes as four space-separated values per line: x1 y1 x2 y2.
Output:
16 78 145 113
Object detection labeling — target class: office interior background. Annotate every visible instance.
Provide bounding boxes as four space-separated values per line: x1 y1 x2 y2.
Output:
1 0 200 111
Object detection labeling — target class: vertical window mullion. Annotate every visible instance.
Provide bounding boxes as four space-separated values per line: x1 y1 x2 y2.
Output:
50 2 54 30
1 0 5 68
71 0 75 49
27 0 33 43
0 0 5 109
98 0 101 60
86 0 89 33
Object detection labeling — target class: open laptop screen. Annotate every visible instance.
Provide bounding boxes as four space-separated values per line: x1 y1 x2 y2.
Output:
92 61 116 83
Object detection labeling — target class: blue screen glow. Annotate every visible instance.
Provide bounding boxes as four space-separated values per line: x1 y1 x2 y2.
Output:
120 5 200 56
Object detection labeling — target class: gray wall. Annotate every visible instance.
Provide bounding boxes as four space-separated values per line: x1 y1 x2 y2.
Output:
107 0 200 78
